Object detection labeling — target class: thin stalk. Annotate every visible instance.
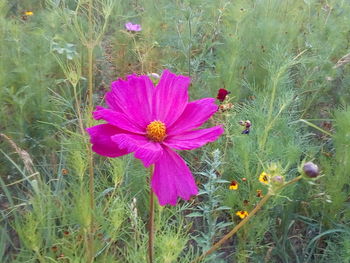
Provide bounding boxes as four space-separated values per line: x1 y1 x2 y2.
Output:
148 165 155 263
188 11 192 77
35 249 45 263
131 35 144 73
87 47 94 114
87 0 95 262
191 176 302 263
259 50 306 150
192 194 271 263
73 84 85 136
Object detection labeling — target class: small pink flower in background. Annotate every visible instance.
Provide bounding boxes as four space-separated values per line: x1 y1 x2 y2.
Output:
125 22 142 32
87 70 224 206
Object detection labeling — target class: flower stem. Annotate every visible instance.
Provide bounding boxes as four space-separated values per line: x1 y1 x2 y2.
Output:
87 0 95 262
191 175 302 263
148 165 155 263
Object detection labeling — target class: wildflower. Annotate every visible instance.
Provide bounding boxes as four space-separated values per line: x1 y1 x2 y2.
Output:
236 210 248 219
24 11 34 16
242 177 247 182
239 120 251 134
216 88 230 102
303 161 320 178
219 103 233 112
241 128 250 134
229 180 238 190
125 22 142 32
87 69 224 206
256 189 263 197
259 172 270 184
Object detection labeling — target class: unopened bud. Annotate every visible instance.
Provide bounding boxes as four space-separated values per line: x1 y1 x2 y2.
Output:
148 73 160 79
303 162 320 178
272 175 284 184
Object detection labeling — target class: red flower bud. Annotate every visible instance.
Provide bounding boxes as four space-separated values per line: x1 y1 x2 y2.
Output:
217 88 230 102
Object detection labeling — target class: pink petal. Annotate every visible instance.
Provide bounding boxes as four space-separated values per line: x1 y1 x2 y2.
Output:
125 22 142 32
93 106 145 134
153 69 190 127
112 134 163 167
107 74 154 127
151 146 198 206
86 124 130 158
164 125 224 150
105 93 123 113
167 98 218 135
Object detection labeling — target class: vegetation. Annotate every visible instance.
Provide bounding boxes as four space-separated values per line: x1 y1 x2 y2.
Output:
1 0 350 262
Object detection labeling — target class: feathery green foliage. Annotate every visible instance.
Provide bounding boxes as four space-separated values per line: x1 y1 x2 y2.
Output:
1 0 350 262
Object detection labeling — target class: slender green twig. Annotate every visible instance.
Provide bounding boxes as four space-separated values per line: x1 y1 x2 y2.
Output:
87 0 95 262
148 165 155 263
188 11 192 77
191 176 302 263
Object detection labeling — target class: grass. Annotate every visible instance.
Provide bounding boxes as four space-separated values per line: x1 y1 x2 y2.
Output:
1 0 350 262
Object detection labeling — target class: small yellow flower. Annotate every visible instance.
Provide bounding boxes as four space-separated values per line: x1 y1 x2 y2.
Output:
235 210 248 219
229 180 238 190
259 172 270 185
24 11 34 16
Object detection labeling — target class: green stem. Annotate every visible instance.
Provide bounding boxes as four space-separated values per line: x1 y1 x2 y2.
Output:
188 12 192 77
192 193 272 263
191 176 302 263
87 0 95 262
35 249 45 263
73 84 85 136
148 165 155 263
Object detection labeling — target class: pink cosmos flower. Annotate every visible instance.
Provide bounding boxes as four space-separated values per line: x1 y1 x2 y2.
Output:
125 22 142 32
86 70 224 206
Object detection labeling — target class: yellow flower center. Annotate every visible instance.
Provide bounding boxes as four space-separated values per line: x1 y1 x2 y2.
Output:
146 120 166 142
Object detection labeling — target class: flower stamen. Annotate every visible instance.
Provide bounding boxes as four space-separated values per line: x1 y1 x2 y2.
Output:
146 120 166 142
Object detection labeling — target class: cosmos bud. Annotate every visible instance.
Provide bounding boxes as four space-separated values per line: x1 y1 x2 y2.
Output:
217 88 230 102
271 175 284 185
303 161 320 178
